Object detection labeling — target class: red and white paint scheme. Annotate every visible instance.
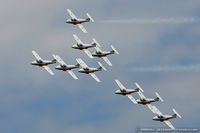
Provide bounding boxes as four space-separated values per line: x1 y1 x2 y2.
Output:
31 51 56 75
53 54 79 80
66 9 94 33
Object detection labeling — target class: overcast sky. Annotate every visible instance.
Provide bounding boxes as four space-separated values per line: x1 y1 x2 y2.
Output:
0 0 200 133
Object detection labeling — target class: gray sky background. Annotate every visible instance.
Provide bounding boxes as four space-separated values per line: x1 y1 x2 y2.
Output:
0 0 200 133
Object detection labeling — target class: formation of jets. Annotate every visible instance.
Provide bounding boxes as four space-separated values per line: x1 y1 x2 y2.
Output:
115 80 181 129
31 9 182 130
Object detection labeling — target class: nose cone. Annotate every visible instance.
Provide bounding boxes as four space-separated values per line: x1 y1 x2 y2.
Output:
55 65 61 69
66 19 70 23
72 44 77 48
152 116 157 120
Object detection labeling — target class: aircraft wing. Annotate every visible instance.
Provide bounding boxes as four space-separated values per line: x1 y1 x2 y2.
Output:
102 56 112 66
164 120 175 129
68 70 78 80
127 94 137 104
115 80 127 90
32 50 42 61
73 34 83 44
94 46 102 52
89 73 101 82
77 24 88 33
67 9 77 19
76 58 89 69
83 49 93 58
151 105 163 115
53 55 66 66
147 104 157 114
43 66 54 75
137 91 147 100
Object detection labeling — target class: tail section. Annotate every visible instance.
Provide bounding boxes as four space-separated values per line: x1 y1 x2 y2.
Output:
75 63 80 68
98 62 107 71
172 108 182 118
155 92 164 102
111 45 119 54
92 38 101 47
86 13 94 22
92 42 97 47
135 83 144 92
52 59 57 64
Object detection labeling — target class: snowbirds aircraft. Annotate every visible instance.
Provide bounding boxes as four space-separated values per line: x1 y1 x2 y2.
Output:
151 105 182 129
31 50 56 75
72 34 100 58
114 80 144 104
66 9 94 33
91 39 119 66
76 58 106 82
133 83 164 113
52 54 79 79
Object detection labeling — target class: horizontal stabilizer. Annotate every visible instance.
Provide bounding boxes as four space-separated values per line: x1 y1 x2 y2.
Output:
98 62 107 71
135 83 144 92
111 45 119 54
92 38 101 47
155 92 164 102
86 13 94 22
173 108 182 118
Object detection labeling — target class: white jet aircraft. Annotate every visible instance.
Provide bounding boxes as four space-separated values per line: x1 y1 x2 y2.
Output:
115 80 144 104
92 39 119 66
66 9 94 33
53 54 79 79
133 83 164 113
151 105 182 129
31 50 56 75
76 58 106 82
72 34 100 58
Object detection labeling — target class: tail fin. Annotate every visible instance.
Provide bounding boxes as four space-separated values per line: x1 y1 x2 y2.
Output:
111 45 119 54
75 63 80 67
155 92 164 102
92 42 97 47
135 83 144 92
86 13 94 22
52 59 57 64
92 38 101 47
172 108 182 118
98 62 107 71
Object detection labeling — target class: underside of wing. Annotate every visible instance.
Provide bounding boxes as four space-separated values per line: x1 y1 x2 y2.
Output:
76 58 89 68
147 104 157 113
67 9 77 19
53 55 66 66
102 56 112 66
151 105 163 116
43 66 54 75
164 120 175 129
32 50 42 61
115 80 127 90
127 94 137 104
83 49 93 58
137 91 147 99
89 73 100 82
68 70 78 79
77 24 88 33
73 34 83 44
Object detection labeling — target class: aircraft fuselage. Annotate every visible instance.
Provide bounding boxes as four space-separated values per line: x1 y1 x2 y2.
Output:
55 65 78 71
66 18 89 25
78 68 99 74
153 115 174 122
72 44 95 50
137 98 157 105
31 60 53 67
